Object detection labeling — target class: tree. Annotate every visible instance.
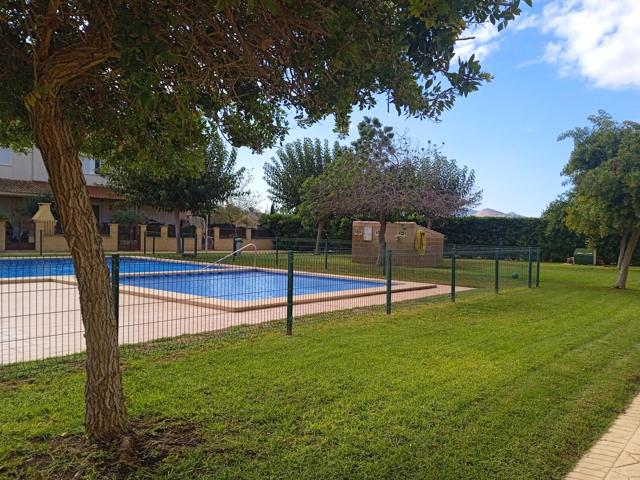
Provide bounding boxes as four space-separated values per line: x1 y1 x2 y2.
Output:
0 0 527 443
560 111 640 289
539 196 584 263
264 138 342 212
302 120 409 262
106 133 245 253
299 176 335 254
405 141 482 227
301 117 398 256
303 119 481 262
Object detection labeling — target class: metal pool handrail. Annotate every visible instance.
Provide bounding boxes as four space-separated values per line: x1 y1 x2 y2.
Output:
201 242 258 270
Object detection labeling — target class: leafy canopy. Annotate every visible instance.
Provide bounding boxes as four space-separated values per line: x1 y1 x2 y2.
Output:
105 132 245 217
263 138 343 212
301 118 481 224
1 0 529 165
560 111 640 239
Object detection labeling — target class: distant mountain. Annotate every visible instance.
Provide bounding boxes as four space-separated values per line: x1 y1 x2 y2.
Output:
470 208 524 219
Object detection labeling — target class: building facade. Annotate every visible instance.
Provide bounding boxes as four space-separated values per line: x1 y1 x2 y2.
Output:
0 147 189 250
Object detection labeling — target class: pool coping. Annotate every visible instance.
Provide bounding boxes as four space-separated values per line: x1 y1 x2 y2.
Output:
0 257 438 312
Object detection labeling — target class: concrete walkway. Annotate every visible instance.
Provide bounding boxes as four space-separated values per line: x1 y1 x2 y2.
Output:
567 395 640 480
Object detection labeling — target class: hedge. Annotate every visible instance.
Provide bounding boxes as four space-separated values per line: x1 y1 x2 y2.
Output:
259 213 634 265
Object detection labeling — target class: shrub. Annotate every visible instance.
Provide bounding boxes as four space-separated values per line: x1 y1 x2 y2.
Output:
111 209 145 226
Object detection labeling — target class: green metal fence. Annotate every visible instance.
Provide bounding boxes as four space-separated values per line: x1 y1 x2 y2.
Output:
0 243 539 377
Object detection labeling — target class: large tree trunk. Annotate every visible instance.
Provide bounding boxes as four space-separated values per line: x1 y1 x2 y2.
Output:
377 217 387 267
27 95 129 443
617 233 629 269
174 210 182 254
313 219 326 255
614 229 640 289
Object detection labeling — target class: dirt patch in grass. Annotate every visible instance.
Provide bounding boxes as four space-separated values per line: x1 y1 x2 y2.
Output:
12 416 202 479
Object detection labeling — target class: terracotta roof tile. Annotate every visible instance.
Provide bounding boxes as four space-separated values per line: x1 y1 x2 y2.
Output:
86 185 126 200
0 178 125 201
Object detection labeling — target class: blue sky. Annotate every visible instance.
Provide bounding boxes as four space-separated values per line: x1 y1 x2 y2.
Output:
237 0 640 218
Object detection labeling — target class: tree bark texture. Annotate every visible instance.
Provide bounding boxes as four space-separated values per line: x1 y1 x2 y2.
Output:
617 233 629 270
314 219 326 255
614 229 640 289
27 95 129 443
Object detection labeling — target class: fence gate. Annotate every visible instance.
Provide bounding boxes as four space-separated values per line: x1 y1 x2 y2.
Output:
117 225 140 251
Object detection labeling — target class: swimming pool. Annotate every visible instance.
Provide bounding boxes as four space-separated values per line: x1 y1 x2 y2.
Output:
121 269 385 301
0 257 206 278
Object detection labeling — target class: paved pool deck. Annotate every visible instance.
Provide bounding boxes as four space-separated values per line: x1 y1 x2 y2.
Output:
1 281 467 366
567 394 640 480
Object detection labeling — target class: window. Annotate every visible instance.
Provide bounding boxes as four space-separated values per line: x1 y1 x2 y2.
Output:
82 158 101 175
0 148 12 166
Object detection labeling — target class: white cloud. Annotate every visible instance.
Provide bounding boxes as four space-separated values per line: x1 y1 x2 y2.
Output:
453 1 640 91
513 14 540 31
539 0 640 89
454 22 502 62
453 12 540 62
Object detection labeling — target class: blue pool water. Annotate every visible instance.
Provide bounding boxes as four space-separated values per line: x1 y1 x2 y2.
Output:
0 257 205 278
120 270 385 301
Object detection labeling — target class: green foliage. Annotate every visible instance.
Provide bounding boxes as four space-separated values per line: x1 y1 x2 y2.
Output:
264 138 343 212
538 196 584 262
105 132 245 217
431 216 542 246
301 118 480 227
259 212 316 239
111 209 145 227
0 1 529 155
560 111 640 239
209 203 259 228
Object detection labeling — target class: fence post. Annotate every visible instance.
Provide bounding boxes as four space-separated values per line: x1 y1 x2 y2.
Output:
536 246 540 288
451 252 456 302
39 229 43 256
494 249 500 294
143 233 147 255
527 247 533 288
286 250 294 335
111 254 120 327
152 235 156 255
275 237 279 267
386 249 392 314
383 241 387 275
324 238 329 271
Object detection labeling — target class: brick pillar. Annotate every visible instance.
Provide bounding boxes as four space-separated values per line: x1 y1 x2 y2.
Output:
33 220 44 252
196 226 203 250
213 227 221 251
138 224 147 252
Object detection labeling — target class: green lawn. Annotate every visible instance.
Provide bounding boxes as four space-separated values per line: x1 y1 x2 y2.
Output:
2 264 640 479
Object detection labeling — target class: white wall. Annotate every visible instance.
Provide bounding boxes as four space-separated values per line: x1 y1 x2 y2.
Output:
0 147 106 186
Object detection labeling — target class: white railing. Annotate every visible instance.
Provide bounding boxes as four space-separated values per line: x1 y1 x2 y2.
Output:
201 242 258 270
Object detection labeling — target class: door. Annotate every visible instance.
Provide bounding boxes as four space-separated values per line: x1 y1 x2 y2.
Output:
117 225 140 251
